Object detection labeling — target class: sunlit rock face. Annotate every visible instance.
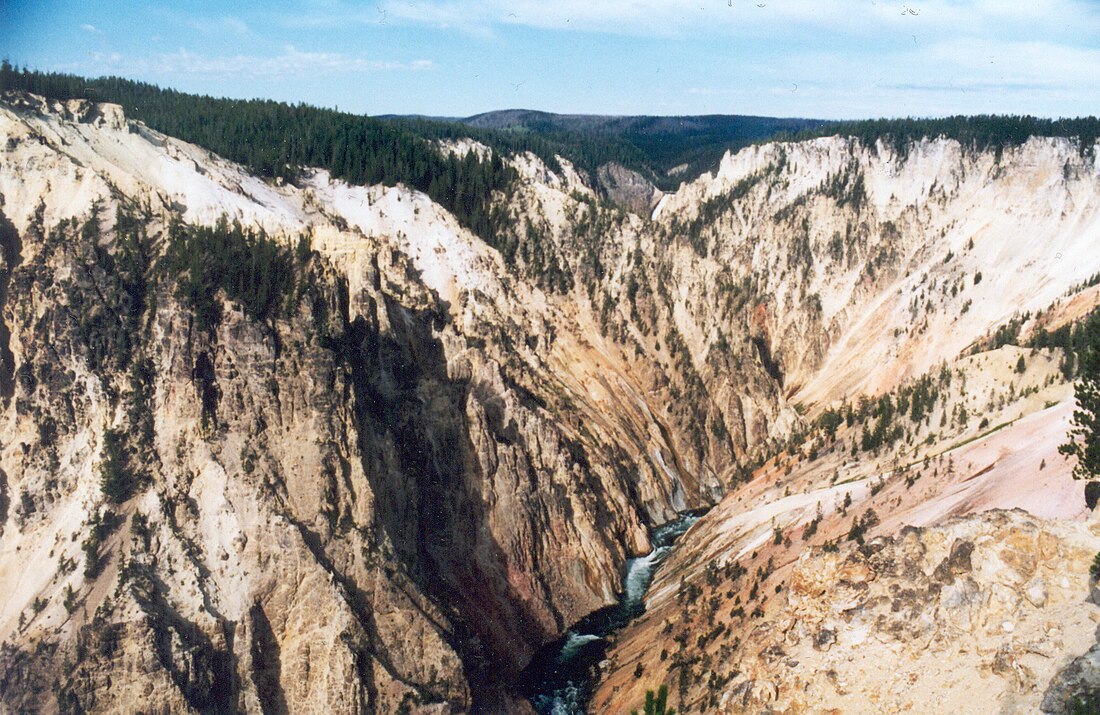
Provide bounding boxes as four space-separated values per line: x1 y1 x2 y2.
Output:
3 91 1100 714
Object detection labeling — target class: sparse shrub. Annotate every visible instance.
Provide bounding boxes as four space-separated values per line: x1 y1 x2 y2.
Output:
98 428 133 503
631 684 676 715
64 585 77 614
1060 310 1100 498
846 509 879 544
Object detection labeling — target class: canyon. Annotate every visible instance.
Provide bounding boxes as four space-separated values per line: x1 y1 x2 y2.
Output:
1 90 1100 714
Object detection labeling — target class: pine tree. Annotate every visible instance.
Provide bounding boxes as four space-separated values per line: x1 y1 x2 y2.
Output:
631 685 676 715
99 428 132 503
1060 314 1100 496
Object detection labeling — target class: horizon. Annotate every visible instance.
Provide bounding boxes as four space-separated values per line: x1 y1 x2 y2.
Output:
2 1 1100 120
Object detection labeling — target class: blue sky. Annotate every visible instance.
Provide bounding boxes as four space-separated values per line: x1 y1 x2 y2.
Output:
3 0 1100 119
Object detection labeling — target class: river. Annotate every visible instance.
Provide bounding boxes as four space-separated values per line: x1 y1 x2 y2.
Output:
521 512 703 715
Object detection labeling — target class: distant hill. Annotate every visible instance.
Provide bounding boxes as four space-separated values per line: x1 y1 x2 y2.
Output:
384 109 829 190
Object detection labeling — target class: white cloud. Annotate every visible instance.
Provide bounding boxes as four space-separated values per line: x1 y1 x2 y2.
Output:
80 24 102 34
186 15 252 37
710 35 1100 118
60 1 1100 118
374 0 1100 40
73 46 434 79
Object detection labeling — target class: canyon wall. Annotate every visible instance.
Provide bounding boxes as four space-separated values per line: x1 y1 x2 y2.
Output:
3 91 1100 713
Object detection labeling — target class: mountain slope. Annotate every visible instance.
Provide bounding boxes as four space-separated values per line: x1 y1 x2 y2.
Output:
0 93 751 713
592 135 1100 712
3 85 1100 715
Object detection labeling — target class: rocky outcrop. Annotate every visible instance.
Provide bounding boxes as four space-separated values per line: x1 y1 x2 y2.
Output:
595 162 662 216
1044 640 1100 713
596 511 1100 713
590 134 1100 712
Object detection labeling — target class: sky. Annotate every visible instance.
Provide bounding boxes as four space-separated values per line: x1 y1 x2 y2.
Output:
2 0 1100 119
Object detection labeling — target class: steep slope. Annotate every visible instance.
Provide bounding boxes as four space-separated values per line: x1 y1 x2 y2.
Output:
651 135 1100 410
594 136 1100 712
0 93 761 713
5 88 1100 715
601 509 1100 713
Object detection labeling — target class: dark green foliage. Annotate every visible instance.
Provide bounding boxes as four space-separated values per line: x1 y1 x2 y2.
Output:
161 218 326 429
1068 272 1100 296
817 160 866 210
66 207 155 373
846 509 879 545
454 109 826 190
131 512 151 551
1060 308 1100 483
98 428 133 503
817 409 844 438
163 217 299 332
859 393 904 452
402 113 634 184
1016 355 1027 374
1 63 515 244
63 584 77 613
785 114 1100 159
631 685 676 715
1086 482 1100 511
670 168 769 256
81 509 121 579
1070 696 1100 715
1030 308 1100 382
902 372 941 423
966 313 1029 355
1091 551 1100 580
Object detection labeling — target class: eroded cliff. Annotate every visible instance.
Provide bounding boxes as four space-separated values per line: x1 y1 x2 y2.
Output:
0 94 771 713
3 90 1100 715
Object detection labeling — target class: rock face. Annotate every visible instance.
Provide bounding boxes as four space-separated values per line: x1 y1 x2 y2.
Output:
595 162 663 216
754 512 1100 714
721 511 1100 713
3 89 1100 715
594 509 1100 714
1044 640 1100 713
591 131 1100 711
0 94 750 713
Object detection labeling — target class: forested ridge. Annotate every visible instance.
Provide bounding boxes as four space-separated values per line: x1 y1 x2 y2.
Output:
5 61 1100 248
456 110 828 189
0 62 520 243
784 115 1100 158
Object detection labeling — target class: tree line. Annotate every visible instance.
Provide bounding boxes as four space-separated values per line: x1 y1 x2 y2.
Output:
781 115 1100 159
0 62 518 245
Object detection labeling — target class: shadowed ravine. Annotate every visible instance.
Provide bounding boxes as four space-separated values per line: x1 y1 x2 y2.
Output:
519 512 704 714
